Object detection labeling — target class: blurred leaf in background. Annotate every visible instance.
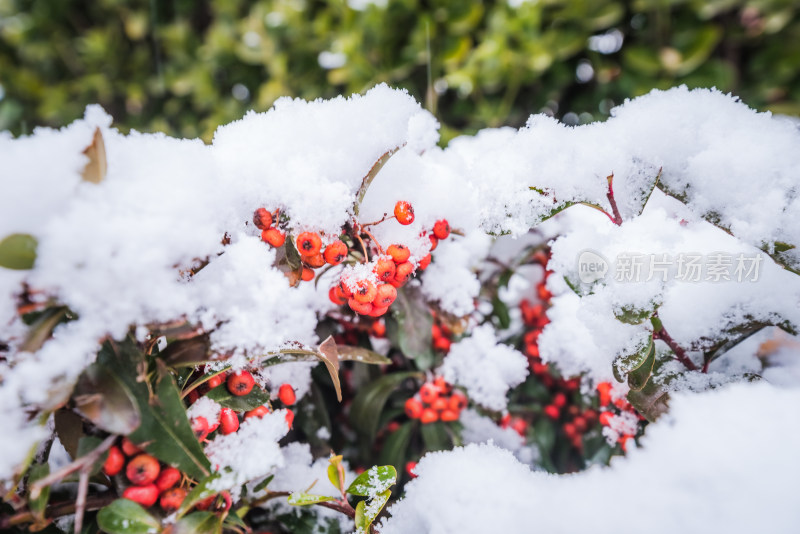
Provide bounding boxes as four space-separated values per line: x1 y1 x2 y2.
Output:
1 0 799 142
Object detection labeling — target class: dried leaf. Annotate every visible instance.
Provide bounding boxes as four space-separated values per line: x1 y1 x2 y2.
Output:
81 127 107 184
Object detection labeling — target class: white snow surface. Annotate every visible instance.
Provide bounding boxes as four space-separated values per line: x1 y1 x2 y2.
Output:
380 382 800 534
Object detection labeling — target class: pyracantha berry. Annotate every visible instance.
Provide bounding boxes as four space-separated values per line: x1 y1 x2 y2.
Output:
206 374 223 389
543 404 560 420
432 398 448 412
245 405 270 419
418 253 432 270
372 283 397 307
253 208 273 230
323 240 348 265
420 408 438 424
387 244 410 264
227 371 255 396
126 454 161 485
553 392 567 408
123 484 159 508
429 234 439 251
368 305 388 317
405 398 423 419
278 383 296 405
155 467 181 492
329 286 347 306
121 437 142 457
353 279 377 304
301 267 315 282
103 445 125 477
302 253 325 269
419 383 439 405
406 461 418 478
285 409 295 429
220 407 239 435
374 256 397 282
433 219 450 240
433 336 451 353
599 411 613 426
394 201 415 225
394 262 414 284
449 393 467 411
296 232 322 256
371 320 386 337
262 228 286 247
192 417 210 441
348 298 373 315
440 409 459 422
159 488 187 512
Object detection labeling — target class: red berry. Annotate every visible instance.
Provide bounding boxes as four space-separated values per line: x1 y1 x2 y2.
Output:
537 283 552 301
418 253 432 270
449 393 467 411
323 240 348 265
532 362 549 375
207 374 223 389
372 283 397 308
245 405 270 419
406 461 418 478
186 389 200 405
573 416 588 434
329 286 347 306
103 445 125 477
374 257 397 282
428 234 439 251
394 262 414 284
432 397 448 412
300 267 315 282
420 408 438 424
543 405 560 420
296 232 322 256
597 382 612 407
192 416 210 441
285 409 295 429
348 298 373 315
159 487 187 512
338 279 354 298
511 418 528 437
278 383 296 406
261 228 286 247
126 454 161 486
432 219 450 240
353 279 378 304
440 409 459 422
563 422 577 438
220 408 239 435
155 467 181 492
123 484 159 508
599 411 613 426
302 253 325 269
405 398 423 419
253 208 273 230
394 201 414 225
367 305 388 317
419 383 439 405
553 392 567 408
120 437 142 457
370 320 386 338
433 336 451 352
387 244 411 264
227 371 255 396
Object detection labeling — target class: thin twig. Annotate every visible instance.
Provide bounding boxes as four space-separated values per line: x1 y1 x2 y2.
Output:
0 493 116 529
605 173 623 226
74 469 89 534
317 498 356 519
654 327 698 372
29 434 117 500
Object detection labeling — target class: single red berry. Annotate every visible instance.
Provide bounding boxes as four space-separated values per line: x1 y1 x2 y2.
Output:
406 461 418 478
543 404 560 420
387 244 411 264
227 371 255 396
598 411 613 426
329 286 347 306
553 392 567 408
348 298 373 315
573 416 588 434
433 336 451 353
338 279 354 298
285 409 295 429
253 208 273 230
195 495 215 511
432 397 448 412
433 376 452 395
126 454 161 486
431 324 442 339
372 283 397 308
220 408 239 435
419 383 439 405
537 283 552 301
571 434 584 451
103 445 125 477
374 257 397 282
278 383 296 406
245 405 270 419
323 241 348 265
192 416 210 441
500 413 512 428
597 382 612 407
563 422 577 439
394 262 414 284
386 421 401 432
511 418 528 437
531 362 549 375
449 392 467 412
405 398 423 419
394 201 415 225
296 232 322 255
261 228 286 247
420 408 438 424
440 409 459 422
418 253 432 270
123 484 159 508
367 305 388 317
618 434 632 452
120 437 142 457
525 343 540 359
301 267 315 282
186 389 200 405
155 467 181 492
207 374 223 389
353 279 377 304
583 409 598 426
432 219 450 240
159 487 187 512
370 320 386 338
428 234 439 251
302 253 325 269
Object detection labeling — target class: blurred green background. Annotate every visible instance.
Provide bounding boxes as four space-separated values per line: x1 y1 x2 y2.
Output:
1 0 799 143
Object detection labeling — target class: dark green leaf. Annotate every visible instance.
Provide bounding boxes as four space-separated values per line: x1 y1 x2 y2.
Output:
205 383 270 412
0 233 37 270
336 345 391 365
627 378 670 422
28 463 50 519
53 409 84 459
97 499 160 534
73 361 141 435
420 422 451 452
387 287 434 370
613 336 653 383
172 511 222 534
159 335 211 367
177 474 220 518
346 465 396 497
252 474 274 494
533 418 556 455
492 296 511 329
349 371 421 442
627 340 656 391
378 421 414 472
20 306 68 353
77 437 104 476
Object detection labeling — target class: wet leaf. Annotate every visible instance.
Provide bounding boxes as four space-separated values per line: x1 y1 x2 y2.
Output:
627 340 656 391
346 465 396 497
97 499 159 534
20 306 68 353
287 493 335 506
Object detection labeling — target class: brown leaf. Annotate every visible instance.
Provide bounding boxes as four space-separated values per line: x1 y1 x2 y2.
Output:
81 127 107 184
317 336 342 402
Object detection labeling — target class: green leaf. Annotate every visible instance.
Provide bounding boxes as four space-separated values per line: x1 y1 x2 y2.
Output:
27 463 50 519
327 455 345 494
97 499 160 534
533 418 556 456
287 493 336 506
73 361 141 435
349 371 421 443
76 437 104 476
97 338 210 480
492 296 511 329
420 422 451 452
612 335 653 383
627 339 656 391
205 383 270 412
378 421 414 473
252 474 274 494
354 489 391 533
386 287 435 370
177 473 220 518
285 234 303 272
0 233 37 270
627 377 670 422
20 306 69 353
53 409 85 459
316 336 343 402
336 345 391 365
159 335 211 367
353 145 403 216
172 511 222 534
346 465 397 497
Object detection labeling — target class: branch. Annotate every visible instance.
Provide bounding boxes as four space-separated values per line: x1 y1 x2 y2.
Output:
653 326 699 372
317 498 356 519
0 493 116 530
605 173 623 226
29 434 117 500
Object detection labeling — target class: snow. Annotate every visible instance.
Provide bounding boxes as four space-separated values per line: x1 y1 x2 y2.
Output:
380 382 800 533
459 409 538 465
440 324 529 412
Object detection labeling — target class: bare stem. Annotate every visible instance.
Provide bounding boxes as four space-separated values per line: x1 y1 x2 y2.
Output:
318 498 356 519
74 469 89 534
0 493 116 530
30 435 117 500
654 326 698 372
606 173 623 226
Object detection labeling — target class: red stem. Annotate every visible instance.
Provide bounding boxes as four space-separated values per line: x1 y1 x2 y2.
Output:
606 174 623 226
653 327 698 372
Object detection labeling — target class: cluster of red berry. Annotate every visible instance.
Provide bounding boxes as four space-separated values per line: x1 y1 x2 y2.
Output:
187 370 296 438
541 390 599 452
404 377 467 424
102 438 188 511
431 318 453 353
596 381 642 451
